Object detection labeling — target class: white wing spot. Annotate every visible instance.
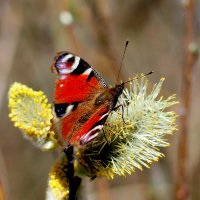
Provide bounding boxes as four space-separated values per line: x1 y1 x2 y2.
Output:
100 113 109 120
80 125 103 144
83 68 92 75
65 104 74 115
62 54 73 62
71 56 80 71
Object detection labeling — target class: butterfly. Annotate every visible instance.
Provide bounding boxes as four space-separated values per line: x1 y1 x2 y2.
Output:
51 51 125 148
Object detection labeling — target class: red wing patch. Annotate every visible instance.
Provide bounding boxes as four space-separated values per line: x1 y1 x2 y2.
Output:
54 73 102 104
52 51 107 104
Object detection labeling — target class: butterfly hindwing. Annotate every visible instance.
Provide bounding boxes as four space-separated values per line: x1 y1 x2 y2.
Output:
69 104 110 145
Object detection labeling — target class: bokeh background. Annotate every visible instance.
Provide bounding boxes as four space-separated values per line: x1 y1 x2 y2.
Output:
0 0 200 200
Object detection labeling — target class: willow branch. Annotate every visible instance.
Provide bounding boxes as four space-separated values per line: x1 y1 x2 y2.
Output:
176 0 198 199
64 146 82 200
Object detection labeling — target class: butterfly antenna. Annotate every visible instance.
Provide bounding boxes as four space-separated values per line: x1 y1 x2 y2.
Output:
116 40 129 85
123 71 154 84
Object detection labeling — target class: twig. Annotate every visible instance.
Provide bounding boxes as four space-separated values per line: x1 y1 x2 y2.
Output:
56 1 80 53
191 159 200 199
0 2 22 199
64 146 82 200
96 178 110 200
0 1 22 107
176 0 198 199
0 150 7 200
85 0 126 81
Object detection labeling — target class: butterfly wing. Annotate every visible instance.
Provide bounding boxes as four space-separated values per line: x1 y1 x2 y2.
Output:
52 52 109 146
58 100 110 146
52 51 107 104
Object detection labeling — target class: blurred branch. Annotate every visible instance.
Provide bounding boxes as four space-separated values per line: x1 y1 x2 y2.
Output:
85 0 126 80
191 158 200 199
96 178 110 200
121 0 162 30
57 0 80 53
0 150 7 200
176 0 198 200
0 181 5 200
0 3 22 199
0 2 22 106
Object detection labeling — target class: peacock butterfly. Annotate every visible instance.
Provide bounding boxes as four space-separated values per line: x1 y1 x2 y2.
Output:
51 51 125 148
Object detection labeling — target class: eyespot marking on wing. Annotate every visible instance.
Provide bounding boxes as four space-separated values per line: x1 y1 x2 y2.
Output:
53 53 81 74
54 102 79 118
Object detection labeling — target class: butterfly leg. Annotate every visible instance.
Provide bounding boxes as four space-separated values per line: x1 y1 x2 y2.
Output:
113 104 126 124
102 128 108 143
112 104 121 111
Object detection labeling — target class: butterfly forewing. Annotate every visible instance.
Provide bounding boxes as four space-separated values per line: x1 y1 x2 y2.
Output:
52 52 110 146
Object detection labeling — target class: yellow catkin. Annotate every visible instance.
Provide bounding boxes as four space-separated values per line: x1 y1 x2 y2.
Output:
48 156 69 199
8 82 57 150
78 77 178 179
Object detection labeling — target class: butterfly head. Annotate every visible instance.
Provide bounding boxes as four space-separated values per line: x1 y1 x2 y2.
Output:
108 83 124 109
114 83 124 95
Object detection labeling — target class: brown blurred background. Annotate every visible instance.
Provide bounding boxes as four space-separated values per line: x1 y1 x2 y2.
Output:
0 0 199 200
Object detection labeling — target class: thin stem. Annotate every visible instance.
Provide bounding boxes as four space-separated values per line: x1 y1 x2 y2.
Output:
176 0 198 199
64 146 82 200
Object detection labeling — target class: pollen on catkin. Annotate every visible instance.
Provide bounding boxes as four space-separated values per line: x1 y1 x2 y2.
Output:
47 155 69 200
77 77 178 179
8 82 58 150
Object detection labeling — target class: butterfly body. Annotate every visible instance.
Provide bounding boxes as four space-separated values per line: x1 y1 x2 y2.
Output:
52 52 124 147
